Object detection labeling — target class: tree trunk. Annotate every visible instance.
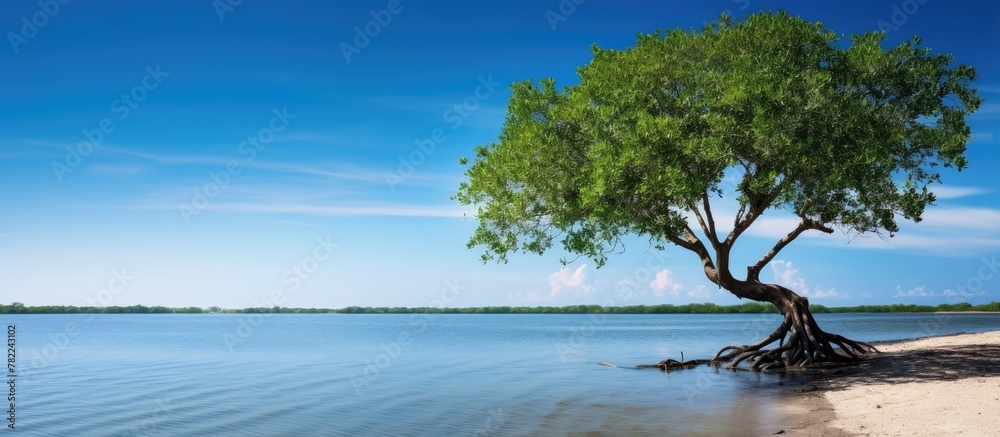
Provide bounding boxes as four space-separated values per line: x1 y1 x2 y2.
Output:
711 282 878 371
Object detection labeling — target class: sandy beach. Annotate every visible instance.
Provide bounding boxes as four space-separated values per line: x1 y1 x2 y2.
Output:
777 330 1000 436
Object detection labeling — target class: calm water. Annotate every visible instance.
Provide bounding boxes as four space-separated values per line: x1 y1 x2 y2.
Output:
6 313 999 436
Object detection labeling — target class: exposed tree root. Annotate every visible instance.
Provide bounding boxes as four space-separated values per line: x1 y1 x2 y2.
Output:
629 296 879 372
710 303 879 371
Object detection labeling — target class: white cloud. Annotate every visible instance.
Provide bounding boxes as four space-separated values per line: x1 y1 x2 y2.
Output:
930 186 991 200
918 207 1000 231
895 285 928 297
770 260 843 299
840 234 1000 253
806 285 840 298
894 284 986 298
940 288 984 297
833 211 1000 254
745 216 813 240
649 269 684 297
771 260 807 290
745 206 1000 255
686 284 711 299
549 264 595 297
509 264 598 303
646 270 715 300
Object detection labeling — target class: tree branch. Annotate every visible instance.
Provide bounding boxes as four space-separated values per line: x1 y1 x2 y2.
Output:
702 191 719 246
734 202 747 229
746 199 833 282
688 201 718 250
733 160 753 227
725 178 788 247
797 198 814 217
667 225 721 286
724 197 768 247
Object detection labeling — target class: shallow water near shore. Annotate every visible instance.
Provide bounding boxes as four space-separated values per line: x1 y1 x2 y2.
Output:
6 313 999 436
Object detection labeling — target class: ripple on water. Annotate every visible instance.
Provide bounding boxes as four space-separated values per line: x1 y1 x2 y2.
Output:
5 313 997 435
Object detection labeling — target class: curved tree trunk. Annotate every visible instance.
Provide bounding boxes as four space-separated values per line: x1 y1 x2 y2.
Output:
711 282 878 371
654 195 879 371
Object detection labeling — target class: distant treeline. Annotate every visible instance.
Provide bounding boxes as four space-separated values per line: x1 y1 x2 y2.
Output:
2 301 999 314
0 302 207 314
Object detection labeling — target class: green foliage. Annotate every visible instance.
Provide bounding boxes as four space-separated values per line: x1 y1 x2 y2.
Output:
455 10 981 266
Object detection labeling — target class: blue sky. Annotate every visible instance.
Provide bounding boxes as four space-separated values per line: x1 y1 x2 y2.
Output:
1 0 998 309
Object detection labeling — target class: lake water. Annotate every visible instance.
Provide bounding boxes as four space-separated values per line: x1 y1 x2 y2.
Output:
6 313 1000 436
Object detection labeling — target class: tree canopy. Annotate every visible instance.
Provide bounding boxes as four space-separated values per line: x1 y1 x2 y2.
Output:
456 11 981 275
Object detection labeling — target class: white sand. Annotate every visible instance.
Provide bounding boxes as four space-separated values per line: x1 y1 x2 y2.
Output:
823 331 1000 436
876 330 1000 353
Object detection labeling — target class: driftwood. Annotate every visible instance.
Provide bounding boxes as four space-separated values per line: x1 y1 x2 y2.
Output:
634 358 712 370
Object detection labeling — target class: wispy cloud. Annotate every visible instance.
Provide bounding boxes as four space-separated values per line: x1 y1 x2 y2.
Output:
770 260 843 298
85 164 145 175
19 139 69 149
1 139 70 158
97 201 467 218
743 205 1000 254
970 132 993 143
893 284 985 298
200 202 466 218
973 103 1000 119
931 186 991 199
918 207 1000 230
248 161 386 183
107 147 227 166
976 85 1000 95
832 234 1000 253
107 146 389 183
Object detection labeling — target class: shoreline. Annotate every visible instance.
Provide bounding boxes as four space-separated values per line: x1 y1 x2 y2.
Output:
775 330 1000 436
932 311 1000 313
